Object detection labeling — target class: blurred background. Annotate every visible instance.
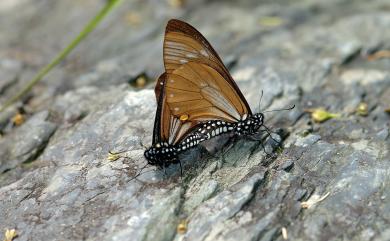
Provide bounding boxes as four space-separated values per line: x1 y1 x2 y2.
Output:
1 0 389 114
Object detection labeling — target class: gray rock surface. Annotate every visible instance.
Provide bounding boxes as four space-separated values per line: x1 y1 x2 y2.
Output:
0 0 389 240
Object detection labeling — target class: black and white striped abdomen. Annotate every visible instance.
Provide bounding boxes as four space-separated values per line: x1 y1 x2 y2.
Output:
178 120 234 151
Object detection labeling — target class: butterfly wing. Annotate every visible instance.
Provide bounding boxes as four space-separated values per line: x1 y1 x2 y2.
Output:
165 62 244 122
152 74 167 144
153 19 253 145
163 19 252 116
153 73 199 145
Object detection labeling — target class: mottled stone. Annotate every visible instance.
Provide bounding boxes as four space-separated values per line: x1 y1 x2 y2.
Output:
0 111 57 173
294 134 321 147
183 179 219 213
178 173 265 241
1 1 390 241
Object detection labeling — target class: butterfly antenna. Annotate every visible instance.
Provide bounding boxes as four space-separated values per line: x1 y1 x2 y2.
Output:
263 104 295 113
162 166 168 177
139 132 148 149
257 90 264 112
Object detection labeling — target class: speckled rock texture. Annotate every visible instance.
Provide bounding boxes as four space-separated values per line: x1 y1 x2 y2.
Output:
0 0 389 241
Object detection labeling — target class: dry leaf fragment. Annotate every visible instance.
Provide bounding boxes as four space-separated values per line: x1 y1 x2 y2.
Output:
4 229 17 241
281 227 288 240
259 16 284 27
125 12 141 26
12 113 25 126
168 0 185 8
129 74 148 88
301 192 330 209
107 151 121 161
177 219 188 234
356 102 368 116
305 108 340 123
367 50 390 61
136 76 146 88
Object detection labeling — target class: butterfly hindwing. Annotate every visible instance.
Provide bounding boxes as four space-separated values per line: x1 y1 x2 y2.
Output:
153 73 201 145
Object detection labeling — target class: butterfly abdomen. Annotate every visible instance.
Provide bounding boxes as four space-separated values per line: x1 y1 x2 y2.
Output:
178 114 264 152
178 120 235 151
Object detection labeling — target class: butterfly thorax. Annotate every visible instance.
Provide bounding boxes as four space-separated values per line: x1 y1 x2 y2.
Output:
144 142 179 167
234 113 264 136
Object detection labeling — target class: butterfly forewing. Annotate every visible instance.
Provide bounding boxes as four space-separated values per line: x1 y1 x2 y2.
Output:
164 19 252 116
165 62 244 122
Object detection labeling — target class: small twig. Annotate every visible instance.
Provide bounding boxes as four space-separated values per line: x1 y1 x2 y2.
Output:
301 192 330 209
367 50 390 61
281 227 288 240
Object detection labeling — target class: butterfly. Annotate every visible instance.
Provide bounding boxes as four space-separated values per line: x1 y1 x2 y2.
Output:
144 19 271 169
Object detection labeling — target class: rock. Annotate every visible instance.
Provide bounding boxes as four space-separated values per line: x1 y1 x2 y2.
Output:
294 134 321 147
376 128 389 141
0 105 18 131
177 173 265 241
278 159 294 171
0 111 57 173
183 180 219 213
0 59 23 102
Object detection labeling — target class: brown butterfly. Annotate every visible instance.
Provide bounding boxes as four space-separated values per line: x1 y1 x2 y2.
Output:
144 19 266 168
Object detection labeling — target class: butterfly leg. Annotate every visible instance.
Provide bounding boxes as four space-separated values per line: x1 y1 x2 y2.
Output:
108 134 148 161
215 135 240 167
178 160 183 179
246 130 280 156
162 165 168 177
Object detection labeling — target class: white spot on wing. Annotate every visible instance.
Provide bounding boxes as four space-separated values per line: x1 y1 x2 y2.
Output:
200 49 209 57
186 53 197 58
202 86 241 120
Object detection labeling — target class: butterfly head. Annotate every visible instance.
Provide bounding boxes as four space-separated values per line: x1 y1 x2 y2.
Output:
235 113 264 135
144 142 179 167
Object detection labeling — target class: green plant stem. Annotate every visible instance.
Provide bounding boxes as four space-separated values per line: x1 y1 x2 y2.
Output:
0 0 123 113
